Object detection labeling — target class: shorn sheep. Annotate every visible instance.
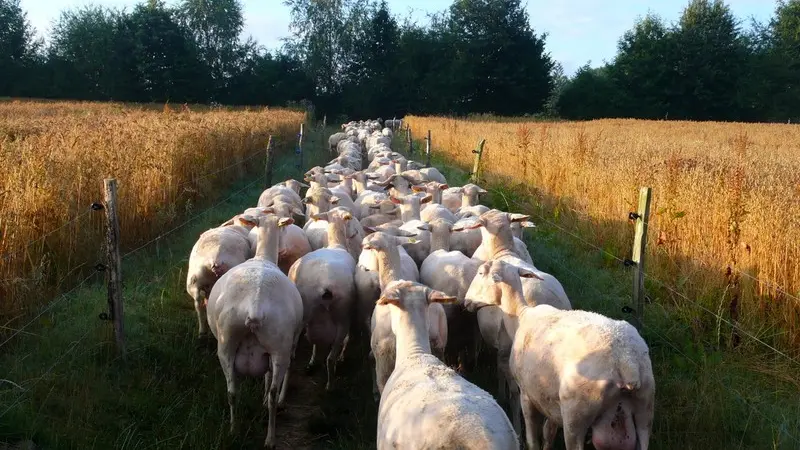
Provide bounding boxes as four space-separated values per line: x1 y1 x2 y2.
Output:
206 214 304 449
465 259 655 450
375 280 518 450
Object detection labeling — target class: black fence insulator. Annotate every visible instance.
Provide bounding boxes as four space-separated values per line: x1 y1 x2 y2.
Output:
472 149 481 154
98 312 111 321
628 211 641 221
91 202 104 211
94 263 106 272
623 258 637 267
621 305 635 314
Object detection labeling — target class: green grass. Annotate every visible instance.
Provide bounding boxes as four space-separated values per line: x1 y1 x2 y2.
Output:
2 126 798 450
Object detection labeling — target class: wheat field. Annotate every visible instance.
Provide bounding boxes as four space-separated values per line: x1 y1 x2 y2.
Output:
406 115 800 355
0 100 305 321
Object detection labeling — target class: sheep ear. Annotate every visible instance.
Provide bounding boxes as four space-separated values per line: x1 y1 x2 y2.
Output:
453 219 483 231
389 196 402 205
420 193 433 204
519 268 544 280
298 182 310 188
219 217 236 227
376 295 401 306
439 184 450 190
342 212 353 221
477 186 488 194
330 196 340 205
509 213 531 223
367 174 381 180
301 197 312 204
411 185 426 193
237 214 259 228
292 207 305 217
311 212 329 222
278 217 294 228
428 290 457 304
363 226 378 235
395 236 419 246
416 223 430 231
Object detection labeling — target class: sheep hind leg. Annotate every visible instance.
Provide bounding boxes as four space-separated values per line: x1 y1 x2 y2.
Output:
265 354 289 450
193 292 209 337
216 337 239 435
337 332 350 362
326 325 348 391
542 418 559 450
520 391 544 450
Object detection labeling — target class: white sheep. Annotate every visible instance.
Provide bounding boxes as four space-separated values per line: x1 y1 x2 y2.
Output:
186 216 255 336
472 220 536 264
375 280 518 450
288 209 357 390
442 183 488 213
417 218 479 370
206 214 304 449
464 259 654 450
361 232 447 400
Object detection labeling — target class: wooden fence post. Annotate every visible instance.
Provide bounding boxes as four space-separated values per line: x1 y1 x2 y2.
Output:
470 139 486 185
425 129 432 168
297 123 304 171
631 187 652 330
103 178 125 356
406 125 412 157
264 135 274 188
323 114 327 129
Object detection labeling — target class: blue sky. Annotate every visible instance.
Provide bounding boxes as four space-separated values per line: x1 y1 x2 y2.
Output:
21 0 776 75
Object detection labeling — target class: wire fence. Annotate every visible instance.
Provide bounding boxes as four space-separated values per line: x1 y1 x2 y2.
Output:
0 207 96 265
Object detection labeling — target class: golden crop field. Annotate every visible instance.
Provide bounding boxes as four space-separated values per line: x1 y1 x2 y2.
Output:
406 115 800 354
0 100 304 318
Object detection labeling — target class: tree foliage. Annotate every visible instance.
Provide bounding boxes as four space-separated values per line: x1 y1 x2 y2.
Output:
1 0 799 122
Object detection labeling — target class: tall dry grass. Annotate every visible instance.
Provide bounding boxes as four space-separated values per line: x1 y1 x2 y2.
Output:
407 115 800 355
0 100 304 321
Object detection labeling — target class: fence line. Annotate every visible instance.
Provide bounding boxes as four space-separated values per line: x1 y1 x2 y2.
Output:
0 207 96 264
734 268 800 306
0 270 99 350
176 148 266 191
641 321 799 445
642 271 800 366
0 327 93 418
121 178 263 261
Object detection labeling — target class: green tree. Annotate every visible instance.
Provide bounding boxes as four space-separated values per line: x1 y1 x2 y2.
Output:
763 0 800 120
445 0 554 115
669 0 747 120
125 1 210 102
610 13 673 119
0 0 41 96
556 64 627 120
48 6 139 100
178 0 246 100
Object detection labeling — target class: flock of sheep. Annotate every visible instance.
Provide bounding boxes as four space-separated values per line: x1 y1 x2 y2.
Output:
185 118 656 449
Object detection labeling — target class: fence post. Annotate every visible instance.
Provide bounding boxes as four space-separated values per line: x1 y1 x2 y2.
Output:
631 187 652 330
425 129 432 168
406 125 412 157
103 178 125 356
323 114 327 129
470 139 486 184
264 135 274 188
297 123 304 172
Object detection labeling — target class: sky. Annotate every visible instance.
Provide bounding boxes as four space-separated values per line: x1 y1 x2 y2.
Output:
21 0 776 75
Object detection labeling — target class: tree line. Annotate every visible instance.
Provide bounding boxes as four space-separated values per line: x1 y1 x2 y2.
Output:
1 0 798 122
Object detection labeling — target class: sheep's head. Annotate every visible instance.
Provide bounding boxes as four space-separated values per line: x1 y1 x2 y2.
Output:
377 280 456 312
303 187 340 211
461 183 488 197
411 181 449 195
283 179 309 194
453 209 529 236
463 259 541 315
266 199 304 219
509 220 537 239
418 218 452 235
368 199 399 216
361 231 418 251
